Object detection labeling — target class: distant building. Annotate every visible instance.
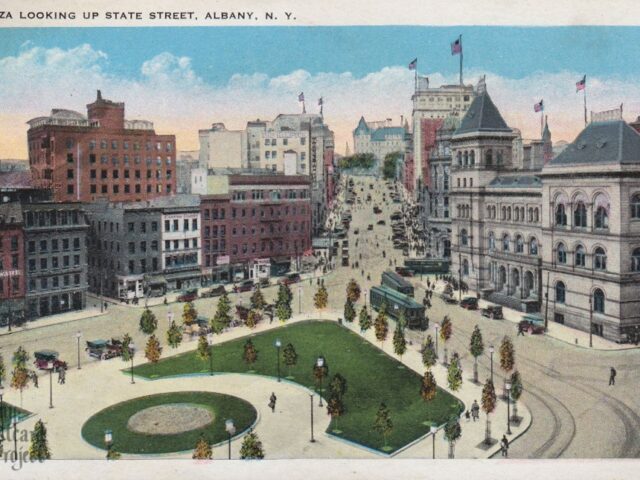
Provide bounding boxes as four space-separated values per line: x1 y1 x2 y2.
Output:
176 151 200 194
198 123 246 169
27 90 176 202
353 117 406 162
0 160 28 172
0 202 25 326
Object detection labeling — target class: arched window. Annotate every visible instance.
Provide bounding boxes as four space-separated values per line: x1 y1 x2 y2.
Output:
555 281 566 303
632 248 640 271
529 237 538 255
534 208 539 223
520 207 525 222
528 207 533 223
557 243 567 264
514 208 520 222
575 244 586 267
463 151 469 166
457 151 462 166
497 150 504 165
462 258 469 276
486 206 491 218
501 206 506 220
507 207 512 221
632 194 640 219
593 289 605 314
574 202 587 228
594 247 607 270
595 206 609 229
470 151 475 165
502 234 510 251
555 204 567 226
516 235 524 253
488 232 496 251
485 149 493 165
460 229 468 246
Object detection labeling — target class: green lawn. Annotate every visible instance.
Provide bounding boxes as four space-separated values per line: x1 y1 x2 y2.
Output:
81 391 256 454
133 320 463 453
1 402 30 431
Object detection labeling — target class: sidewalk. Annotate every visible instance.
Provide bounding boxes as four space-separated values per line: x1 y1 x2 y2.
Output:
420 278 636 351
0 307 107 337
1 309 530 460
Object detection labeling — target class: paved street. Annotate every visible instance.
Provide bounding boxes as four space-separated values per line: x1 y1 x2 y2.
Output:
1 175 639 459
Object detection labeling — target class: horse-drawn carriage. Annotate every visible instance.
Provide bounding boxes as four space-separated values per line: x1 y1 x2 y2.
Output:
34 350 67 371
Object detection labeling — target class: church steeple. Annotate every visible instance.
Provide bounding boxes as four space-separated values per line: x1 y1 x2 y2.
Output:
542 115 553 164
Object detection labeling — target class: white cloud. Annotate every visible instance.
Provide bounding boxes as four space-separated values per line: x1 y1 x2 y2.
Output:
1 43 639 159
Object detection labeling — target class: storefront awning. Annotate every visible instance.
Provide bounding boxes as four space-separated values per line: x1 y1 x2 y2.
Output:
147 276 167 286
164 270 200 281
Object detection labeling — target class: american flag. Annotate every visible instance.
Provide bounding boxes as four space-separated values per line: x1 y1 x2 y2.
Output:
534 99 544 112
408 58 417 70
451 37 462 55
298 92 305 102
576 75 586 92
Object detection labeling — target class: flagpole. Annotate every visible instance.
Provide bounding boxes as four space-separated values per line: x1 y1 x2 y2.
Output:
303 100 306 114
459 35 463 85
414 68 417 93
541 110 544 138
583 78 588 126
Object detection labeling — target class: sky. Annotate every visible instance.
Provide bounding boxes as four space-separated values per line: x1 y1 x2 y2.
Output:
1 26 640 159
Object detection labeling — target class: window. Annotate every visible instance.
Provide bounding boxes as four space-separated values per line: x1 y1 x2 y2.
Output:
516 235 524 253
594 247 607 270
502 234 510 251
574 202 587 228
557 243 567 264
555 203 567 226
632 194 640 219
555 281 566 303
462 258 469 276
575 245 586 267
632 247 640 272
488 232 495 251
593 289 605 314
128 222 134 232
460 229 468 246
595 206 609 229
485 149 493 165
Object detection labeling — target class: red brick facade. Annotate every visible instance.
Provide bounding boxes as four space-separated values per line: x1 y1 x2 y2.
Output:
27 91 176 203
0 204 25 302
420 118 444 188
200 175 312 272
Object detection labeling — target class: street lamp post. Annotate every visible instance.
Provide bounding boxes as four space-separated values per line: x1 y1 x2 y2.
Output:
505 380 512 435
309 393 315 442
489 345 495 382
225 419 235 459
130 343 136 384
275 339 282 382
316 357 324 407
0 386 4 442
12 415 18 462
298 285 302 315
208 334 214 376
363 289 367 308
47 361 54 409
430 424 437 459
75 331 82 369
104 430 113 460
434 322 440 359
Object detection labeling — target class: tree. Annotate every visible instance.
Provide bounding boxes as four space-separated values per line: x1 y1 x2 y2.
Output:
392 321 407 359
499 336 516 398
282 343 298 377
358 306 372 333
446 354 463 392
329 373 348 399
440 316 453 364
197 334 211 362
121 333 133 362
144 335 162 363
343 298 356 323
469 325 484 383
275 284 292 322
239 429 265 459
0 352 6 386
182 302 198 325
166 321 183 349
29 420 51 461
243 339 258 367
327 394 345 430
212 293 232 332
246 309 261 329
374 305 389 347
314 284 328 310
481 379 497 444
510 370 524 421
250 287 266 311
313 358 329 392
397 309 407 329
192 434 212 459
421 335 437 369
443 414 462 459
10 346 29 401
373 402 393 449
382 151 403 180
420 370 437 402
139 308 158 334
346 279 361 303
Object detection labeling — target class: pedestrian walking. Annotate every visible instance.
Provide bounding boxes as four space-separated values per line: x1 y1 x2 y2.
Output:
517 323 525 336
500 435 509 457
31 371 39 388
58 367 66 385
471 400 479 421
103 301 108 311
609 367 617 386
268 392 277 412
465 410 471 422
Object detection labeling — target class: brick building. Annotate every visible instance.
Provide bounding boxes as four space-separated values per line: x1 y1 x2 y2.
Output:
200 174 312 283
27 90 176 202
0 202 26 327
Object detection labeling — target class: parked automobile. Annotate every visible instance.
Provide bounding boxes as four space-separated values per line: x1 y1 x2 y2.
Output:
85 339 123 361
460 297 479 310
177 289 198 302
34 350 67 371
441 293 458 304
234 280 255 293
377 220 386 225
258 278 271 288
394 267 413 277
281 273 302 285
353 228 360 235
481 305 504 320
367 224 373 231
201 285 227 298
520 314 546 334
